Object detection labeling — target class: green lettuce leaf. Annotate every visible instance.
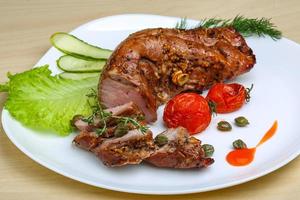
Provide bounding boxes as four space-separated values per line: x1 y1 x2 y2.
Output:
1 65 98 136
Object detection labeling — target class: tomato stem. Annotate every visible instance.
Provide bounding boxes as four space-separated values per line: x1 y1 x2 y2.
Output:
246 84 254 102
208 100 217 116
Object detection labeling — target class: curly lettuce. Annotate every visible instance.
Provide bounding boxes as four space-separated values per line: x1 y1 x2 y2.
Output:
0 65 98 136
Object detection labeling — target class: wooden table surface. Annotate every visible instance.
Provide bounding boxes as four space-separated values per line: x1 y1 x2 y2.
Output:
0 0 299 199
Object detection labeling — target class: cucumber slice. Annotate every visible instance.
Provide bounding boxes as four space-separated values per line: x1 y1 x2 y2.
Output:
59 72 100 80
57 55 106 72
50 32 113 60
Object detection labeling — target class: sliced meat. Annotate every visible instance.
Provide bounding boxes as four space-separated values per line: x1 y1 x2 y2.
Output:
73 105 214 169
99 27 256 122
73 117 93 132
72 101 144 133
100 78 156 122
73 126 214 168
93 129 155 167
146 127 214 168
73 128 155 167
104 101 144 117
73 102 154 167
73 131 103 151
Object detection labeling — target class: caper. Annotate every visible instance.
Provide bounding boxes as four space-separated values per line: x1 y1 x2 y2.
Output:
217 121 232 131
235 116 249 127
114 123 129 137
154 134 168 146
233 139 247 149
202 144 215 157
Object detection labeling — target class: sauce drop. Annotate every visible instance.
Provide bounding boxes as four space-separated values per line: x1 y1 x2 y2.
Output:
226 121 278 167
256 121 278 147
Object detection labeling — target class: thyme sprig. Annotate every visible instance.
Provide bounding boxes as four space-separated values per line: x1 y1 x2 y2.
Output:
118 116 149 133
83 89 148 136
175 15 282 40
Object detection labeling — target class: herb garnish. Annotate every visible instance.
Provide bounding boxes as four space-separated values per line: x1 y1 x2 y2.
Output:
175 15 282 40
234 116 250 127
232 139 247 149
217 121 232 131
83 89 148 136
202 144 215 157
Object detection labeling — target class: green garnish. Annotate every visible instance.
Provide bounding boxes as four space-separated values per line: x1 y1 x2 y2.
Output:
234 116 250 127
175 15 282 40
154 134 168 146
84 89 148 136
175 17 189 30
202 144 215 157
233 139 247 149
0 65 98 135
117 116 148 133
217 121 232 131
114 123 129 137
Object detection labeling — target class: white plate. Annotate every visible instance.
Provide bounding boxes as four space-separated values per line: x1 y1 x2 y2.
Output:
2 14 300 195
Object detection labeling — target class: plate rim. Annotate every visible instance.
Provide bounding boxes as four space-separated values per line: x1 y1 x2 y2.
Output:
1 13 300 195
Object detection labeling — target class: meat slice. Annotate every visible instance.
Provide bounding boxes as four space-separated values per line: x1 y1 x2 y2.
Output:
73 116 93 132
73 125 214 168
72 101 144 133
99 27 256 122
146 127 214 168
104 101 144 117
93 129 155 167
73 105 214 168
73 131 103 151
72 101 154 167
73 129 155 167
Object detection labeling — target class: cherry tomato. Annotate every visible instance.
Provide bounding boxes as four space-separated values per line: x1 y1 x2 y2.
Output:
206 83 247 113
163 93 211 135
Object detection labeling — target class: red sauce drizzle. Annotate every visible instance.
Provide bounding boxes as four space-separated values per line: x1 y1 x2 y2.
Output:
226 121 278 166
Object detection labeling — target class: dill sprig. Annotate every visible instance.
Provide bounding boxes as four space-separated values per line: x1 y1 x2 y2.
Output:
83 89 148 136
175 17 188 30
175 15 282 40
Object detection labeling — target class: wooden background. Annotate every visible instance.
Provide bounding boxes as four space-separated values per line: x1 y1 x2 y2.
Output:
0 0 299 199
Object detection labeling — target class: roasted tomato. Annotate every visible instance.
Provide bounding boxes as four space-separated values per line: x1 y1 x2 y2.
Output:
163 93 211 135
206 83 250 113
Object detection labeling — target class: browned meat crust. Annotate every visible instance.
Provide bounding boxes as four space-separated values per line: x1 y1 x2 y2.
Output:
73 124 214 168
99 27 256 122
146 127 214 168
72 102 155 167
93 130 155 167
73 131 103 151
72 103 214 168
72 101 143 134
73 129 155 167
